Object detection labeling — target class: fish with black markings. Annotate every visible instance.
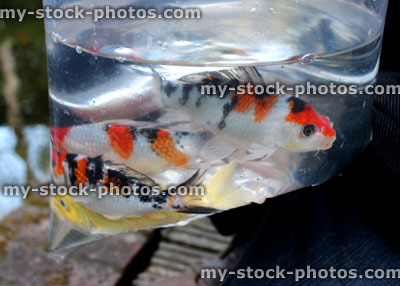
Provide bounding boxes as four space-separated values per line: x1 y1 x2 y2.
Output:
51 151 250 219
51 121 212 174
153 67 336 160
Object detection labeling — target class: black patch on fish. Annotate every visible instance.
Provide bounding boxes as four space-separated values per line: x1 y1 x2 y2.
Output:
104 124 115 132
104 168 140 199
179 85 193 106
163 82 177 97
218 95 239 130
255 93 267 101
176 131 189 137
141 128 159 144
107 169 130 186
257 86 276 96
179 206 218 214
130 126 137 141
195 96 203 108
66 154 78 186
269 87 277 95
87 156 104 186
152 204 163 209
287 96 306 113
134 110 165 122
136 189 169 209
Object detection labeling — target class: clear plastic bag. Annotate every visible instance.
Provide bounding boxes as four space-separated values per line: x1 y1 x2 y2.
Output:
44 0 386 255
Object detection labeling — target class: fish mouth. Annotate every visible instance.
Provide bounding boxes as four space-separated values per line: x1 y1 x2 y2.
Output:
320 136 336 150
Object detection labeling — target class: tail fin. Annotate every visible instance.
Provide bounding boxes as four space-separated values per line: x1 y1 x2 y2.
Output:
180 161 250 214
50 126 71 152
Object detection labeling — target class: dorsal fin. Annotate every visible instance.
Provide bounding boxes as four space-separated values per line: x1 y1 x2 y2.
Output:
180 66 265 85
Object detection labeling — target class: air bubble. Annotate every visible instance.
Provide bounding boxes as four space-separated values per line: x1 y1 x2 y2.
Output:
75 47 83 54
50 32 62 44
251 8 257 13
161 42 168 50
268 7 275 15
116 56 126 63
146 36 153 49
299 54 321 65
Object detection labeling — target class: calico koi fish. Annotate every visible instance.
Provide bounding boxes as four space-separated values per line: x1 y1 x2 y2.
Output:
51 151 250 218
51 121 211 174
154 67 336 159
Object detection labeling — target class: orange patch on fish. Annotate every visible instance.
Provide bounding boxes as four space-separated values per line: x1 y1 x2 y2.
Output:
285 101 312 125
52 151 66 177
151 130 189 167
107 125 134 159
285 102 336 138
232 94 255 113
50 126 71 153
101 174 120 195
254 94 279 122
232 84 279 123
168 197 175 208
101 174 128 196
74 158 88 186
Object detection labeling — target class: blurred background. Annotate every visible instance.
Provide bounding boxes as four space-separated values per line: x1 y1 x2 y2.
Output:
0 0 48 126
0 0 50 216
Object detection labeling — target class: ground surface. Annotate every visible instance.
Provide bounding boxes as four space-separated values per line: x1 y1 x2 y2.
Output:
0 196 234 286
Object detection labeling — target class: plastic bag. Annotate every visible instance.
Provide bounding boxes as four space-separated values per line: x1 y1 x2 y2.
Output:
44 0 383 255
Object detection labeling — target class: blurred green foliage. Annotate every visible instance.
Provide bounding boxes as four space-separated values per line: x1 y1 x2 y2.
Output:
0 0 49 125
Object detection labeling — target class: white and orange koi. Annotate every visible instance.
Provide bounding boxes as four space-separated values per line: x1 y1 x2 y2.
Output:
51 121 211 174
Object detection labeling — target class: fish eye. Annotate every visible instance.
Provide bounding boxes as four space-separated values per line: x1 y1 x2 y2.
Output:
302 124 316 137
59 198 67 208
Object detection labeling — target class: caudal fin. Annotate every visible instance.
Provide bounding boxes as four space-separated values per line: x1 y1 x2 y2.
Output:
180 161 250 214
